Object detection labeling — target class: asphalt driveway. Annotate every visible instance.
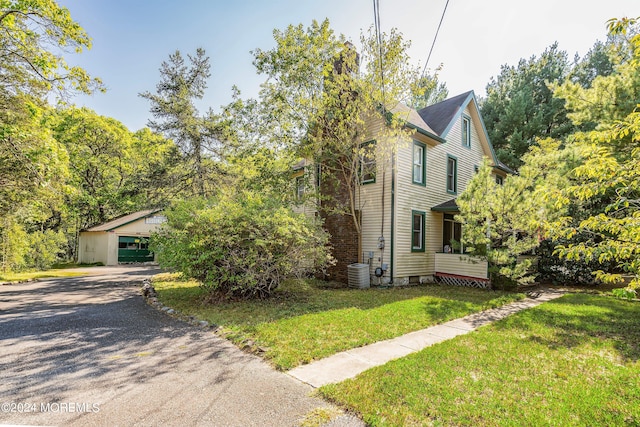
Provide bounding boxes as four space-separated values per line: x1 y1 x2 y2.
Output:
0 266 358 426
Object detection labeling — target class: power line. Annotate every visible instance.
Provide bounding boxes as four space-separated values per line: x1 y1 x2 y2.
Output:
373 0 386 101
421 0 450 79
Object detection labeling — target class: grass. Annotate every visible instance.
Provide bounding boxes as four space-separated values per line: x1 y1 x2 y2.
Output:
151 273 524 370
0 270 86 282
320 293 640 426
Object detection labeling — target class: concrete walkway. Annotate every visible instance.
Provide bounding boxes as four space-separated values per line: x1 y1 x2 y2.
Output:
288 288 565 388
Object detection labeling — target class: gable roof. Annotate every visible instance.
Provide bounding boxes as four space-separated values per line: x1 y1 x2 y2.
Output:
85 209 163 232
389 103 444 143
417 90 514 175
417 91 474 136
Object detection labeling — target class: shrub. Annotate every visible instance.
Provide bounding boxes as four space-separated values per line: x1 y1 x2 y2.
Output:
152 192 333 300
26 230 67 271
611 288 637 301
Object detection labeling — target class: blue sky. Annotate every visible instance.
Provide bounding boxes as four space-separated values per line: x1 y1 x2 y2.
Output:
57 0 638 131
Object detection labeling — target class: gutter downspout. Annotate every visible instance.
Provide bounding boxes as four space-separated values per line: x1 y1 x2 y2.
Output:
390 147 396 284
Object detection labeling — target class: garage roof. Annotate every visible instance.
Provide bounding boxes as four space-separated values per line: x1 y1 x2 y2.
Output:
85 209 163 232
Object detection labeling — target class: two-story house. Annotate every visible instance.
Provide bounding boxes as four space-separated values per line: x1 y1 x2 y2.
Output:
296 90 510 287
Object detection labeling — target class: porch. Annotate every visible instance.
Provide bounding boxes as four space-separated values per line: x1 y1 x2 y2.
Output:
434 252 490 288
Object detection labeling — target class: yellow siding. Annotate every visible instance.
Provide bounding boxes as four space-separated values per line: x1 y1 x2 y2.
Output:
291 161 319 218
357 116 394 281
114 218 162 235
78 232 110 265
434 253 488 279
392 103 492 280
393 137 432 279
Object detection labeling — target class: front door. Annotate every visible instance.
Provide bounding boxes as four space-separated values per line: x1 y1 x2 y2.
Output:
117 236 153 263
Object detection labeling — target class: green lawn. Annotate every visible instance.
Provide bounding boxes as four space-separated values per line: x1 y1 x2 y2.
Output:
0 270 86 282
151 273 524 370
320 293 640 426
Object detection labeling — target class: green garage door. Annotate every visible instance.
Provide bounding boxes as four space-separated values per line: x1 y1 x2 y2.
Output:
118 236 153 263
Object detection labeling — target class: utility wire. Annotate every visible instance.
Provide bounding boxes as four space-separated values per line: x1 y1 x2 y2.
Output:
373 0 386 102
421 0 450 79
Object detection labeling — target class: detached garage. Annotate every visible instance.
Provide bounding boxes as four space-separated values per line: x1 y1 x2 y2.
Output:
77 209 166 266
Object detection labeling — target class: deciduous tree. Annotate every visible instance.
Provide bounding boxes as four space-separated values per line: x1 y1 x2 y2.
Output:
253 20 420 262
551 17 640 289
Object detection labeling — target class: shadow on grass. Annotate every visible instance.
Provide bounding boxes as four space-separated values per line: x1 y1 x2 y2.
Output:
495 293 640 362
155 277 523 327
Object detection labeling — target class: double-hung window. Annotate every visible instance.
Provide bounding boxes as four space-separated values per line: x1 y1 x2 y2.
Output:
411 210 426 252
360 140 376 184
446 155 457 194
295 175 305 199
412 141 426 185
462 115 471 148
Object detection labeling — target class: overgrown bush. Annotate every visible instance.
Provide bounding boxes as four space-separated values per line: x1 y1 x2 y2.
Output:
537 238 616 285
152 193 333 300
1 218 66 272
611 287 637 300
27 230 67 271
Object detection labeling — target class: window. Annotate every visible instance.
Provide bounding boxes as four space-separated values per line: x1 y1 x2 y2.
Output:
411 210 425 252
412 141 426 185
295 175 305 199
446 155 457 194
462 115 471 148
495 175 504 185
360 140 376 184
315 163 322 189
145 215 166 224
443 214 463 253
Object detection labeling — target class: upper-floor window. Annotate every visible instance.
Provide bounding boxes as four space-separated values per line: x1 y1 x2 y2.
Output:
462 115 471 148
315 163 322 189
360 140 376 184
295 175 305 199
495 175 504 185
446 155 457 194
412 141 426 185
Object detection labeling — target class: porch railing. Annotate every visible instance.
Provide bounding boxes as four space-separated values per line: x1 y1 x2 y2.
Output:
434 253 488 280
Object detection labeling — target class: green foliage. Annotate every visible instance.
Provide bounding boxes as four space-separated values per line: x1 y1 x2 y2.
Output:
0 217 28 272
550 17 640 290
611 287 637 300
0 0 103 97
536 238 610 285
410 71 448 109
25 229 66 270
0 217 65 272
457 141 572 287
481 43 575 169
252 20 419 256
0 97 70 219
152 193 333 300
51 107 177 229
140 48 229 196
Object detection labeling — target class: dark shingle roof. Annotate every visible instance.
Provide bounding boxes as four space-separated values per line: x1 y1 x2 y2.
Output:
417 91 473 135
431 199 459 212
